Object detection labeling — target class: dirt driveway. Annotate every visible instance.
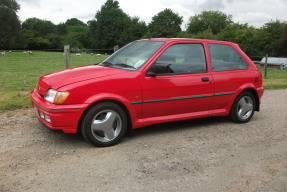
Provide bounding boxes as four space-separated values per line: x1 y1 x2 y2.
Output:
0 89 286 192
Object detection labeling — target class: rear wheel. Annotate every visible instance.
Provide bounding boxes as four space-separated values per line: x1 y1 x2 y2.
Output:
81 102 127 147
230 92 255 123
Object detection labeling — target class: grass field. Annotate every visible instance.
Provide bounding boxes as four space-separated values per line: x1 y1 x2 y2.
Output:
0 51 109 111
259 68 287 89
0 51 286 111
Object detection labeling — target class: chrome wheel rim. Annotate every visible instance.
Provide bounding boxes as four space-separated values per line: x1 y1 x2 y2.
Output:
91 110 122 142
237 96 253 120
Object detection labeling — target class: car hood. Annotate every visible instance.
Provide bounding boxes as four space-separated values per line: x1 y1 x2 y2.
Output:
37 65 128 95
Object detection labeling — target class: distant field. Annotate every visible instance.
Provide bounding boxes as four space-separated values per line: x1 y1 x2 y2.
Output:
258 68 287 89
0 52 286 111
0 51 109 110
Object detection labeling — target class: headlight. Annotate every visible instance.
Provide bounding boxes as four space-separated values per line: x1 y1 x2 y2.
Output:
44 89 57 103
44 89 69 104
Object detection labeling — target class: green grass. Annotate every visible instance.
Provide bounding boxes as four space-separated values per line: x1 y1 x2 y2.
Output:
0 52 286 111
259 68 287 89
0 51 109 111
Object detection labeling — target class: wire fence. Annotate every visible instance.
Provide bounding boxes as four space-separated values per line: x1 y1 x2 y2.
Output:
0 50 286 93
0 50 110 71
251 55 287 70
0 49 111 92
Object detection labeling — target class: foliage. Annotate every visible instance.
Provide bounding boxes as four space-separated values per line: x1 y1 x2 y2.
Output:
148 8 183 38
22 17 56 37
192 27 218 40
262 20 286 56
187 10 233 35
0 0 21 49
0 0 19 11
278 24 287 56
65 18 86 26
0 0 286 58
21 18 58 49
118 17 147 45
63 25 89 49
217 24 269 56
56 22 68 36
90 0 131 48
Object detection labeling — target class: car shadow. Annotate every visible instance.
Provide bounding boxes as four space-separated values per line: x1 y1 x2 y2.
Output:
38 116 229 148
128 116 228 140
37 122 89 147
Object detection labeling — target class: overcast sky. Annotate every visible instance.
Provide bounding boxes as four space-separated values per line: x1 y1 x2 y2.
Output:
17 0 287 28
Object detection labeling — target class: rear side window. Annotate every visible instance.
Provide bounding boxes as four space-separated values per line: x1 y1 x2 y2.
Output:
209 44 249 71
154 43 207 75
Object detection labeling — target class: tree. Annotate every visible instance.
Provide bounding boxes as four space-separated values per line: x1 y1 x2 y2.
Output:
21 17 62 49
278 24 287 56
90 0 130 48
148 8 183 38
118 17 147 45
262 20 286 56
63 25 89 49
88 19 98 48
61 18 89 48
217 23 269 57
187 10 233 35
65 18 86 26
192 27 218 40
0 0 19 11
0 0 21 49
56 22 68 36
22 17 56 37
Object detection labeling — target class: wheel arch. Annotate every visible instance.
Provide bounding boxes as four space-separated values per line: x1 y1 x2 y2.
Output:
77 99 133 133
243 88 260 111
230 87 260 113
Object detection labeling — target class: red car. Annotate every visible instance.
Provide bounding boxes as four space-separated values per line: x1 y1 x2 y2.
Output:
31 38 264 147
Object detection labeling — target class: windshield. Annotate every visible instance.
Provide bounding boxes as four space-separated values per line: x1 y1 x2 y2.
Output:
99 41 165 71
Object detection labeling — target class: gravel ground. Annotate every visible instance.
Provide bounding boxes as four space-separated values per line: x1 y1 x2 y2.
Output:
0 89 286 192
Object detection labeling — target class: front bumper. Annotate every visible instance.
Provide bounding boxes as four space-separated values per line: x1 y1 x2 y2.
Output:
30 89 88 133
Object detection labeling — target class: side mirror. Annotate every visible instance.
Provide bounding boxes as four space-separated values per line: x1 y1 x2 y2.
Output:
146 71 157 77
146 63 173 77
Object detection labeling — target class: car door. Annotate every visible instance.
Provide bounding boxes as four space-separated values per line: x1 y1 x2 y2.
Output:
141 43 214 122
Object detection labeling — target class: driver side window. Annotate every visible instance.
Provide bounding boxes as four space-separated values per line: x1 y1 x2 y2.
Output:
150 43 207 75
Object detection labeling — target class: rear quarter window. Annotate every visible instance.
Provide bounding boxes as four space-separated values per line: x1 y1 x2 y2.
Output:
209 44 249 71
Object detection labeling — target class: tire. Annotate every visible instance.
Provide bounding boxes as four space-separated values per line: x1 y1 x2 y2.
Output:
230 92 255 123
81 102 128 147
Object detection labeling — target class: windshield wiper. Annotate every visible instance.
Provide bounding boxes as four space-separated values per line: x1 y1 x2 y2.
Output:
114 63 136 69
101 62 136 70
101 61 113 66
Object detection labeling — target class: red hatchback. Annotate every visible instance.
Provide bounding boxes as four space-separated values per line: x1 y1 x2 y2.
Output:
31 38 264 147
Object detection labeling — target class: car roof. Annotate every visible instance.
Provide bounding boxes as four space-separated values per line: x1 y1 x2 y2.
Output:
139 38 237 46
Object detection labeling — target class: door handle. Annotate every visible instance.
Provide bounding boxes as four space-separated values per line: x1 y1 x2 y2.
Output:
201 77 209 82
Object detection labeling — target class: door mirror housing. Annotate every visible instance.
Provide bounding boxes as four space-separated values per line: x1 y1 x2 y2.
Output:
146 63 173 77
146 71 157 77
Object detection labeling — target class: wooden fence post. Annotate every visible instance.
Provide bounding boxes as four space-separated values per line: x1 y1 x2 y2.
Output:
264 54 268 78
114 45 119 52
64 45 71 69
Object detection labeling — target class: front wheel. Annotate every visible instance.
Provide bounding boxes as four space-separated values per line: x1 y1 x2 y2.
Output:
81 102 127 147
230 92 255 123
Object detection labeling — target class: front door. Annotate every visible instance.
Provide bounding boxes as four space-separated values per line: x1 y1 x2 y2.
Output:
142 43 214 123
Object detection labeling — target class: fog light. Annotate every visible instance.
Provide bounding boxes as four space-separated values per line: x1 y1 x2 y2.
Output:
45 115 51 123
39 111 51 123
39 112 45 119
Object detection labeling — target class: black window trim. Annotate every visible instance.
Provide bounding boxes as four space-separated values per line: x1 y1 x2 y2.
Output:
208 43 250 72
147 43 208 76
